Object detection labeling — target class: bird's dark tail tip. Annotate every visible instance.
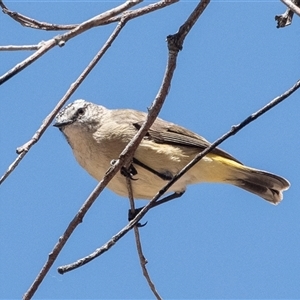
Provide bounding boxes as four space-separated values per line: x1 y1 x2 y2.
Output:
229 166 290 204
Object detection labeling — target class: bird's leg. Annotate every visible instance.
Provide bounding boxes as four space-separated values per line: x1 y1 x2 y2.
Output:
116 158 183 225
120 164 138 181
110 159 138 180
128 191 185 222
132 157 173 181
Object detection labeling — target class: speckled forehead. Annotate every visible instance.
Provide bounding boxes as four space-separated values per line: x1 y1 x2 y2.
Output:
57 101 87 118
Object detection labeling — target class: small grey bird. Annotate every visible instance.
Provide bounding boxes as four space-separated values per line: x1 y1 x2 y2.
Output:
54 99 290 205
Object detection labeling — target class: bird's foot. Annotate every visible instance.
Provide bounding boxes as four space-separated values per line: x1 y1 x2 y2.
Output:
128 207 148 227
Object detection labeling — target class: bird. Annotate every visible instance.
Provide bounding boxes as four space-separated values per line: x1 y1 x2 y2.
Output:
54 99 290 206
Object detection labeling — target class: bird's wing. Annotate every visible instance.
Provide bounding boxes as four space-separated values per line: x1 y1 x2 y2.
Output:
133 119 242 164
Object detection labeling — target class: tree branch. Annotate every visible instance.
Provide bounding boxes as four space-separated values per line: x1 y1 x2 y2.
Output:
22 1 182 298
127 176 163 300
0 44 41 51
0 0 137 30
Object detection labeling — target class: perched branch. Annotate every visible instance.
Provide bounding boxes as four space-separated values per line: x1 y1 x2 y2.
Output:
56 29 181 274
57 0 211 275
276 0 300 27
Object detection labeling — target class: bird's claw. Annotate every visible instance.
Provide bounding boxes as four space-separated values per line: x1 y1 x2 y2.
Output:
121 166 138 180
128 207 147 227
136 221 148 227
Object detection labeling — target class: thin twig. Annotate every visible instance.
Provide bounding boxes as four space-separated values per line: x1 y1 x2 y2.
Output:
1 0 179 31
57 0 210 274
128 174 163 299
0 44 40 51
101 0 179 26
134 227 162 299
0 0 133 30
143 78 300 207
0 0 177 85
133 225 162 300
1 8 75 30
0 38 56 85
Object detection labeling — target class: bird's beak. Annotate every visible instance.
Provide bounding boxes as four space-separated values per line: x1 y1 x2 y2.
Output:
53 119 73 128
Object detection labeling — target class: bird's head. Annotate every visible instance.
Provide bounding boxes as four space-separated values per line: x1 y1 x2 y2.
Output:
54 99 106 133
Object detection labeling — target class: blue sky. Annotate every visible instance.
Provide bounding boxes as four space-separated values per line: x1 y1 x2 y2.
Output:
1 1 300 299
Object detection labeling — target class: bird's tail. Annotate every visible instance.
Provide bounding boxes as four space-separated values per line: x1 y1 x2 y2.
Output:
210 155 290 204
230 166 290 204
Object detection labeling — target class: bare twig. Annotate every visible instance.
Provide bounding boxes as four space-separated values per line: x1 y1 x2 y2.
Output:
0 0 133 30
0 44 41 51
126 174 163 299
276 0 300 27
1 0 179 31
101 0 179 26
1 8 76 30
133 225 162 300
144 78 300 207
0 0 177 186
0 38 56 85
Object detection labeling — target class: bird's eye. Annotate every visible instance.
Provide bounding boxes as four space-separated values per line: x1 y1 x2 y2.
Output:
77 108 85 116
